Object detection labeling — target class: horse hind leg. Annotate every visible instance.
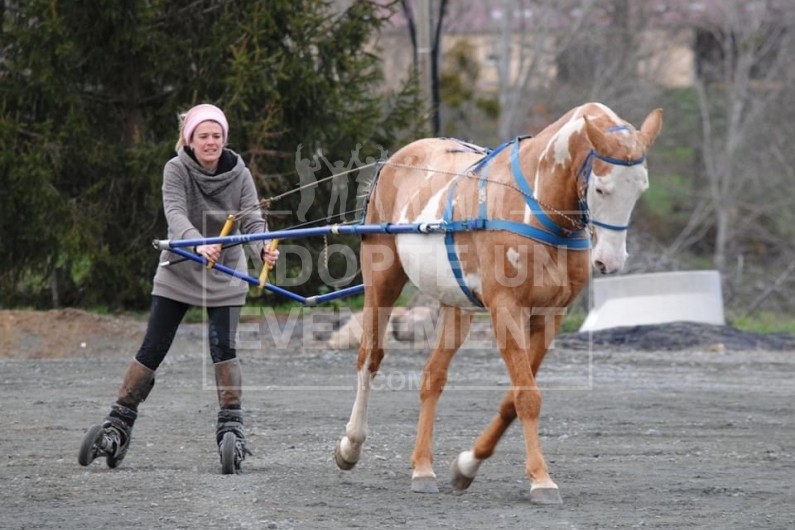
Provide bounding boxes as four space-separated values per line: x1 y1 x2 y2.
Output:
410 304 472 493
334 236 407 471
450 390 517 492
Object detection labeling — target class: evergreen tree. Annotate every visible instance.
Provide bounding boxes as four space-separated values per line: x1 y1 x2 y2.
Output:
0 0 422 309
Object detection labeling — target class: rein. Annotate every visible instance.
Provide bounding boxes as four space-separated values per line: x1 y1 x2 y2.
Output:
233 162 379 221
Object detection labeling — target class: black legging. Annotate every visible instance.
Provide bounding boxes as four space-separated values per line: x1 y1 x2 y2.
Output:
135 295 241 370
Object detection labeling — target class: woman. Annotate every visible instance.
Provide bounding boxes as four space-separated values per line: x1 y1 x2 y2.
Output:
79 103 278 473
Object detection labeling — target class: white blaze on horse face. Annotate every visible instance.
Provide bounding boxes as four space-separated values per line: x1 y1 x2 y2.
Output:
588 163 649 274
397 187 482 308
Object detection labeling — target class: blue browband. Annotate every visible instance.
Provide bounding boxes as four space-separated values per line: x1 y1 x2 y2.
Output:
442 132 645 307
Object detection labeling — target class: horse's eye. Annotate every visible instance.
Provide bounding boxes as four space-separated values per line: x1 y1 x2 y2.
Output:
595 188 605 196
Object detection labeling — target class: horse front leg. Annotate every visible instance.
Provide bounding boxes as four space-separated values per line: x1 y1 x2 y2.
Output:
411 304 472 493
514 375 561 504
452 306 563 504
512 312 564 504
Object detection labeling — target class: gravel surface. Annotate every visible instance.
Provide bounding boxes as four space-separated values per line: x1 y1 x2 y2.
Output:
1 310 794 529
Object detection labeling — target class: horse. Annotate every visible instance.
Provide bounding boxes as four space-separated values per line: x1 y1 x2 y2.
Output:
333 102 663 504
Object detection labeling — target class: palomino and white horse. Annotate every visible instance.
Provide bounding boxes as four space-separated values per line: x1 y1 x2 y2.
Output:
333 102 663 503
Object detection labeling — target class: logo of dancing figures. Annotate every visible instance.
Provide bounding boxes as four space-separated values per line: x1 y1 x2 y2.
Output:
295 143 387 223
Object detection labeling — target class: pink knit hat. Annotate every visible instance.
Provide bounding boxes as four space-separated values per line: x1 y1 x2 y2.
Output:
182 104 229 145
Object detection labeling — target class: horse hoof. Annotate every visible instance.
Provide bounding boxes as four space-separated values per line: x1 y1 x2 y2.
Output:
333 441 357 471
450 455 475 492
531 487 562 505
411 476 439 494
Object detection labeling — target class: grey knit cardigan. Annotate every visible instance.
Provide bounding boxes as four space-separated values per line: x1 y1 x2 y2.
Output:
152 148 265 307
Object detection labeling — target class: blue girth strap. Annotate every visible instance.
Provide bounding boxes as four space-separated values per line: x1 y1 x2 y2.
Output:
443 177 485 308
440 139 521 308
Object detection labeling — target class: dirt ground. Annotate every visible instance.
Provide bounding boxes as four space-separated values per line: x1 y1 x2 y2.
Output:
1 309 794 529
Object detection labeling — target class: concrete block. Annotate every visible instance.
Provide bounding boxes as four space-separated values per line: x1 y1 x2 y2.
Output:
579 270 724 332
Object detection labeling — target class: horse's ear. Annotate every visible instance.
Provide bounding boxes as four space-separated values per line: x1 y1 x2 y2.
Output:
583 116 610 154
638 108 663 148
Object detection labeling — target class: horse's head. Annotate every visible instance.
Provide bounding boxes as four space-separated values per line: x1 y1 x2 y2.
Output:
582 108 663 274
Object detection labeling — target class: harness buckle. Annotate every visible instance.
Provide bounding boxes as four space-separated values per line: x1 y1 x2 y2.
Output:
469 219 486 231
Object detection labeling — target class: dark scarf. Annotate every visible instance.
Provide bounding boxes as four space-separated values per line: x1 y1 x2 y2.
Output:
178 147 244 197
184 146 238 175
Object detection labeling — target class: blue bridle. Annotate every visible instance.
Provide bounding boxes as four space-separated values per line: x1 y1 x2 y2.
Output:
575 124 646 232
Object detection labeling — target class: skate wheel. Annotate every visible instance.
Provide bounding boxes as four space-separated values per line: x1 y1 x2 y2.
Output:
106 452 122 469
78 424 104 466
220 432 237 475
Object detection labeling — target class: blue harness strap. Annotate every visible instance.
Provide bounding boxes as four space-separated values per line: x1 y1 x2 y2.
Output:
443 177 485 308
468 138 512 175
443 219 590 249
509 140 589 240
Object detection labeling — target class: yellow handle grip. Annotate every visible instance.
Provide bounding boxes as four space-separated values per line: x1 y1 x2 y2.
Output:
259 239 280 288
207 214 236 269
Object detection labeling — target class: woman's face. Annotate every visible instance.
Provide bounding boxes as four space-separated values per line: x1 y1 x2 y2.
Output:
189 121 224 170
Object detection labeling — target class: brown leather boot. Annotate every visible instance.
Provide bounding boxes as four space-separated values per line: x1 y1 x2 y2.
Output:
214 358 242 409
118 360 156 405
